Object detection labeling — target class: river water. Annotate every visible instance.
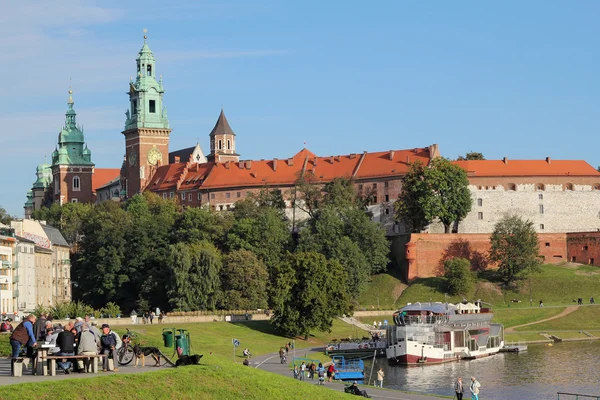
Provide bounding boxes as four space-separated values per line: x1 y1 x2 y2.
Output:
363 341 600 399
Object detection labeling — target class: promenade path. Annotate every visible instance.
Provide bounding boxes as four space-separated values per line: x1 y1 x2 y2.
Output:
505 305 579 333
253 348 449 400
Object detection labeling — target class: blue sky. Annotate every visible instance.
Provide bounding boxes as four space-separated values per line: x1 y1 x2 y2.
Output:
1 1 599 216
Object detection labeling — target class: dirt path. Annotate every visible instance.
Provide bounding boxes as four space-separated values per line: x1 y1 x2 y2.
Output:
505 305 579 333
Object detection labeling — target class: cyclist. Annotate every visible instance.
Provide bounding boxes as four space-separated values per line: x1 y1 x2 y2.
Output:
243 348 251 359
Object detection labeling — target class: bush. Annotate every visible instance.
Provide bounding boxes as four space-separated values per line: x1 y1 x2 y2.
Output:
100 302 122 318
443 257 473 295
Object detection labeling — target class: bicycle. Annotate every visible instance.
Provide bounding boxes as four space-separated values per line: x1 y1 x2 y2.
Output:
117 328 137 366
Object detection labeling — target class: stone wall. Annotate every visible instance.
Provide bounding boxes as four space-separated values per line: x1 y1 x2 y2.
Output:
405 233 567 280
428 180 600 234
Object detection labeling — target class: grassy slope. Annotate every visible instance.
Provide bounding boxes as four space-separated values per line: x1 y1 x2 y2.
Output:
6 356 350 400
357 273 406 309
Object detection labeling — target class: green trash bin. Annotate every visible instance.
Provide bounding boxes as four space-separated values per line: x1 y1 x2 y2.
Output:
175 334 189 356
162 330 173 347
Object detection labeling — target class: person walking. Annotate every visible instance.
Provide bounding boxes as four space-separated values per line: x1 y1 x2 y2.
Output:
327 363 335 382
469 376 481 400
376 367 385 388
454 377 464 400
300 361 306 381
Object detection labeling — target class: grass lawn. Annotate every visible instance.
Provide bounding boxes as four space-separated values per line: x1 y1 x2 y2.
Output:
357 273 406 309
491 307 565 328
513 306 600 331
6 355 350 400
504 332 550 343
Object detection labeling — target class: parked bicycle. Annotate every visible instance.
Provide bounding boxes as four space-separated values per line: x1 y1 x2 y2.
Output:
118 328 137 366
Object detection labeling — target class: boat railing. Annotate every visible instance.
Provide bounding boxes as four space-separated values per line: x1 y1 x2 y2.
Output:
557 392 600 400
403 315 450 325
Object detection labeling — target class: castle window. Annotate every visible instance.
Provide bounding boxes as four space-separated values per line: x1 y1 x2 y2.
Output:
385 194 389 202
163 193 167 199
478 212 483 220
188 194 192 201
181 193 185 200
539 204 544 214
149 100 156 113
477 199 483 207
385 208 390 215
540 224 545 230
358 184 363 191
226 192 230 199
372 196 377 203
545 242 550 247
218 140 222 150
211 193 215 199
384 181 389 188
132 101 137 115
169 192 174 199
508 183 516 191
72 176 80 191
147 64 152 77
237 192 241 198
198 193 201 200
71 198 78 203
536 184 545 191
372 183 377 189
227 140 231 150
539 194 543 200
565 183 574 191
583 245 589 251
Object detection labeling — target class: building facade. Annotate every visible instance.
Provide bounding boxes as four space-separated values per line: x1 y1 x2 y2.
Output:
14 237 36 313
0 227 15 314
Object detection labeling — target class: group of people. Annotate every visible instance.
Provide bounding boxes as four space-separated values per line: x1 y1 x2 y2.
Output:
293 361 326 384
454 376 481 400
9 313 125 374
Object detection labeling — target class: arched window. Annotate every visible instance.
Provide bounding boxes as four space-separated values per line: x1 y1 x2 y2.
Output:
147 64 152 77
218 140 222 150
227 140 231 150
73 176 80 191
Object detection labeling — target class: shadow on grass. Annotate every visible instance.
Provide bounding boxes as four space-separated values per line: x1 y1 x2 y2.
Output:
409 276 447 293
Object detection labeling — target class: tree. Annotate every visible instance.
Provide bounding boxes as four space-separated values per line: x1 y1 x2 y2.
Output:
31 202 92 245
443 257 473 295
0 206 14 225
488 214 542 287
172 207 233 249
457 152 485 161
296 178 390 298
219 250 269 310
270 252 351 338
395 158 472 233
166 241 222 311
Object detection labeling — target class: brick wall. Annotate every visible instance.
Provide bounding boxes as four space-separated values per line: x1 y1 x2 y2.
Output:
405 233 567 280
566 232 600 265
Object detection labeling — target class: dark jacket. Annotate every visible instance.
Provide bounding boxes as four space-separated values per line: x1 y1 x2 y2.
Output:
56 330 75 353
10 320 36 345
100 333 117 350
34 317 47 341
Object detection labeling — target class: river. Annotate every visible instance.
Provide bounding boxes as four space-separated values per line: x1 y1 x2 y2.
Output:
363 341 600 399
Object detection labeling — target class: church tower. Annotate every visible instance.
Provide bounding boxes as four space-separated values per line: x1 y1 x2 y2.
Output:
208 109 239 163
122 30 171 198
50 87 95 204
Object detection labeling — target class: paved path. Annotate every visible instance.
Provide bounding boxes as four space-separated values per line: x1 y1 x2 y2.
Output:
505 305 579 333
252 348 448 400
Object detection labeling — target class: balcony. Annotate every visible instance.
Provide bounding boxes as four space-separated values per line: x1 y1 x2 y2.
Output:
0 260 11 268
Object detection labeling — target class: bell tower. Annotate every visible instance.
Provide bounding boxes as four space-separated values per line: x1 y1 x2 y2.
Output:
122 29 171 198
208 108 239 163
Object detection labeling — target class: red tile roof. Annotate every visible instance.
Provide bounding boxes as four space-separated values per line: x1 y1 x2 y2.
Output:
92 168 120 192
453 159 600 177
151 146 436 192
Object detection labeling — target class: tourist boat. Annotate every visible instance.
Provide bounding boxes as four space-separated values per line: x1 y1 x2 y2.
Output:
325 339 387 358
385 302 504 365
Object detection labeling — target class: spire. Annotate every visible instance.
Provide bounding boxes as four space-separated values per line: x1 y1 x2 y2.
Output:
65 81 76 129
68 77 73 104
209 108 236 137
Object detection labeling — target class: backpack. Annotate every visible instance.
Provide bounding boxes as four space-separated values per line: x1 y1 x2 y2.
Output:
110 331 122 349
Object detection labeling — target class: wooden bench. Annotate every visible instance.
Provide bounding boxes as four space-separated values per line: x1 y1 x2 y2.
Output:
43 354 106 375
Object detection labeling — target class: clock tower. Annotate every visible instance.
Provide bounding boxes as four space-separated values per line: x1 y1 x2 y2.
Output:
122 30 171 198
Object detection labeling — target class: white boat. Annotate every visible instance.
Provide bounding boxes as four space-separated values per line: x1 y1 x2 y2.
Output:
385 302 504 365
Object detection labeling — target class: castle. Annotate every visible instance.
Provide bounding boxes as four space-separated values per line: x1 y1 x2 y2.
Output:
25 33 600 239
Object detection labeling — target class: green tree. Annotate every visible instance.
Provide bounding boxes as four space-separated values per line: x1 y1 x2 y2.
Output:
219 250 269 310
31 202 92 244
443 257 473 295
297 178 390 298
488 214 542 287
270 252 351 338
395 158 472 233
457 152 485 160
166 241 222 311
71 201 130 309
0 206 14 225
172 207 233 248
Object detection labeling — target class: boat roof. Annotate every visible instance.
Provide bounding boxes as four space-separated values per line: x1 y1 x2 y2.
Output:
398 302 457 314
